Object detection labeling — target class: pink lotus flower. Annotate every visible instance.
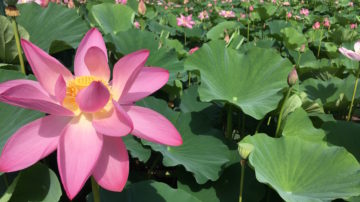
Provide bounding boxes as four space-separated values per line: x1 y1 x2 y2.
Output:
0 28 182 199
177 14 195 29
287 12 292 19
249 5 254 12
312 21 321 30
18 0 48 7
134 21 140 29
323 18 330 28
300 8 309 16
283 1 290 6
219 10 235 18
350 23 357 29
198 10 209 20
115 0 127 4
339 41 360 61
189 47 199 54
349 1 353 6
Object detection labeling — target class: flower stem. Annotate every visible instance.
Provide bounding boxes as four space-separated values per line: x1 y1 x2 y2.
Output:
184 30 187 46
239 160 246 202
275 86 292 137
347 67 360 121
11 17 25 74
188 71 191 87
296 51 302 68
247 21 250 42
317 28 323 58
91 177 101 202
226 104 233 139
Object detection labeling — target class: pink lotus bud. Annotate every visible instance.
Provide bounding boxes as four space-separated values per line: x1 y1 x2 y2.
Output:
288 68 298 86
68 0 74 8
312 21 320 30
138 0 146 15
134 21 140 29
323 18 330 28
189 47 199 54
349 2 353 6
40 0 49 7
300 44 306 52
350 23 358 29
287 12 292 19
249 5 254 12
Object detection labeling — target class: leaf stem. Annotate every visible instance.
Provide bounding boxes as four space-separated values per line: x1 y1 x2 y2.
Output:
91 176 101 202
247 21 250 42
275 86 292 137
347 67 360 121
317 28 323 58
11 17 25 74
188 71 191 87
239 160 246 202
226 104 233 139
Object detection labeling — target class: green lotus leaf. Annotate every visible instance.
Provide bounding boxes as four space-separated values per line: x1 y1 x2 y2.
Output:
89 3 135 34
17 3 89 53
122 135 151 163
242 133 360 202
0 16 29 64
206 21 242 41
88 180 201 202
5 163 62 202
281 27 307 50
185 40 292 120
137 97 231 184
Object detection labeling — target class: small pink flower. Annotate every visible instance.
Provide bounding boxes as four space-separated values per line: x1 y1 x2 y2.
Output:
350 23 358 29
272 0 276 4
339 41 360 61
177 14 196 29
349 2 353 6
207 3 212 7
300 8 309 16
189 47 199 54
323 18 330 28
240 13 246 18
198 10 209 20
249 5 254 12
287 12 292 19
219 10 235 18
115 0 127 4
283 1 290 6
312 21 321 30
0 28 182 199
134 21 140 29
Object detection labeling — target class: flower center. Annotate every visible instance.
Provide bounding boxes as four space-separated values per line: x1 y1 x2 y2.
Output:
62 76 112 115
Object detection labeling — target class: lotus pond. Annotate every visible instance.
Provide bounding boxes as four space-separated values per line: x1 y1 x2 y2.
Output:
0 0 360 201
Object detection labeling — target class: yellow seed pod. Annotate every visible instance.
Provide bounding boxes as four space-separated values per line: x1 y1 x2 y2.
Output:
238 143 254 160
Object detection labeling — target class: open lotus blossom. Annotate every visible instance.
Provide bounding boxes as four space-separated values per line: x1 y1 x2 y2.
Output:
177 14 195 29
312 21 321 30
219 10 235 18
198 10 209 20
0 28 182 199
339 41 360 61
300 8 309 16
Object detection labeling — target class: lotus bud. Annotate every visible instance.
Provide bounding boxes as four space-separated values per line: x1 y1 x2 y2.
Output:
68 0 75 8
138 0 146 15
224 29 230 44
238 143 254 160
287 67 298 86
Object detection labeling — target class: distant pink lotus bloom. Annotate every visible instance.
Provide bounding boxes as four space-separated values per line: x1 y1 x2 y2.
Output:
339 41 360 61
323 18 330 28
348 1 353 6
198 10 209 20
240 13 246 18
312 21 321 30
283 1 290 6
207 3 212 7
115 0 127 4
300 8 309 16
189 47 199 54
249 5 254 12
134 21 140 29
18 0 48 7
219 10 235 18
177 14 196 29
272 0 276 3
287 12 292 19
0 28 182 199
350 23 358 29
